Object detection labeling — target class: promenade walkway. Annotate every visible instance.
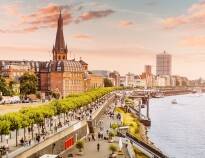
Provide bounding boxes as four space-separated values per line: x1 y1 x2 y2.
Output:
65 103 129 158
2 94 113 158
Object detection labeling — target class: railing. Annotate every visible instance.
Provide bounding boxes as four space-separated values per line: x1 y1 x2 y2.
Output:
125 132 168 158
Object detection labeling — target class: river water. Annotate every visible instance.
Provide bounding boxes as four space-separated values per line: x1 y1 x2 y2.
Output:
148 94 205 158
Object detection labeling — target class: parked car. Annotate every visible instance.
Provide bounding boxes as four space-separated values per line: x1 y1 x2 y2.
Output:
22 99 30 103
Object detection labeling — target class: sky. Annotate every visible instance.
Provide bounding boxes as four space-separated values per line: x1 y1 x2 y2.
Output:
1 0 205 79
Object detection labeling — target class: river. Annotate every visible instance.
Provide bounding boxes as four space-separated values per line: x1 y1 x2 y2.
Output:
147 94 205 158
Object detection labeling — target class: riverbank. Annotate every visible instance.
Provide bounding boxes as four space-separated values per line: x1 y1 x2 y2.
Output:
115 107 160 158
162 89 192 96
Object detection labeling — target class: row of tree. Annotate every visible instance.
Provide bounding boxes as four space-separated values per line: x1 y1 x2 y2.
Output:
0 87 118 146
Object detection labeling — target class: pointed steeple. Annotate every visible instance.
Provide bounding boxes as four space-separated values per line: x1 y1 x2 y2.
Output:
53 9 68 61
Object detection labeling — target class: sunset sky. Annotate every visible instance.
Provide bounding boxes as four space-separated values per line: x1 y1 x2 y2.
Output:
0 0 205 79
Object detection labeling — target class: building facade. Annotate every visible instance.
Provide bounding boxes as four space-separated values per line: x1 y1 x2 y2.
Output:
0 11 104 97
156 51 172 76
109 71 120 87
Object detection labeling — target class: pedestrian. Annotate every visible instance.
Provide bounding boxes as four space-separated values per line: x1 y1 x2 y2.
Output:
88 135 91 142
92 134 95 141
98 132 100 140
101 132 104 139
97 143 100 152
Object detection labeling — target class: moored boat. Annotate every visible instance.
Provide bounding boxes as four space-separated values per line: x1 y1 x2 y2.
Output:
171 99 177 104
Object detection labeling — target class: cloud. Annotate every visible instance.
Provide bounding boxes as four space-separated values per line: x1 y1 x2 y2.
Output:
118 20 135 28
0 3 72 33
180 36 205 48
77 9 114 22
21 4 72 31
72 33 93 40
0 3 115 33
162 1 205 29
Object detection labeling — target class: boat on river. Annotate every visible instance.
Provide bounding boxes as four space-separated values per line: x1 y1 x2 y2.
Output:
171 99 177 104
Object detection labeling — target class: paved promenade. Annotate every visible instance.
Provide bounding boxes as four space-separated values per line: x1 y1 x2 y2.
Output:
65 103 129 158
1 94 114 158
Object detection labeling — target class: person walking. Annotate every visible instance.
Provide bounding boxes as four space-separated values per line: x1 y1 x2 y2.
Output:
97 143 100 152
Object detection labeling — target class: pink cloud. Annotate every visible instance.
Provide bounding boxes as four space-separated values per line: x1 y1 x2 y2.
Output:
0 3 114 33
72 33 93 40
21 4 72 32
162 1 205 29
0 3 72 33
78 9 114 21
118 20 135 28
180 36 205 47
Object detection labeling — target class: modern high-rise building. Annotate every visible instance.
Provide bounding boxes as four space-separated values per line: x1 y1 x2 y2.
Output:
156 51 172 76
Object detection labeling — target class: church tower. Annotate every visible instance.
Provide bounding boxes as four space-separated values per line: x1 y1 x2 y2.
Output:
52 10 68 61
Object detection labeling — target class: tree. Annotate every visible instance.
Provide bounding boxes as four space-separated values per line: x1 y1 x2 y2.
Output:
5 113 22 146
0 87 117 145
19 72 38 97
0 76 13 96
104 78 113 87
109 144 118 154
76 140 84 152
0 120 10 142
20 114 31 140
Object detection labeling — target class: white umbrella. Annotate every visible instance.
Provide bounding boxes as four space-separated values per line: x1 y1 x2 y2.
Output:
119 137 123 151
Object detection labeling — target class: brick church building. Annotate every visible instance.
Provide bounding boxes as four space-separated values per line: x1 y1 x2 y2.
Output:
0 11 104 97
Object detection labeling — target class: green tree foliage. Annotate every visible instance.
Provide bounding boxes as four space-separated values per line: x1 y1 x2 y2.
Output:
0 76 13 96
0 120 10 135
109 144 118 154
0 87 118 145
104 78 113 87
19 72 38 97
4 113 22 146
75 140 84 152
0 120 10 142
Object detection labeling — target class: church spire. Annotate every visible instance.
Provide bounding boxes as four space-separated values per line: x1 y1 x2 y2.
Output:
53 10 68 61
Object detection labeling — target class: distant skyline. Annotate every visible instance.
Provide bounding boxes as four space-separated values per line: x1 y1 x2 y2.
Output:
0 0 205 79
